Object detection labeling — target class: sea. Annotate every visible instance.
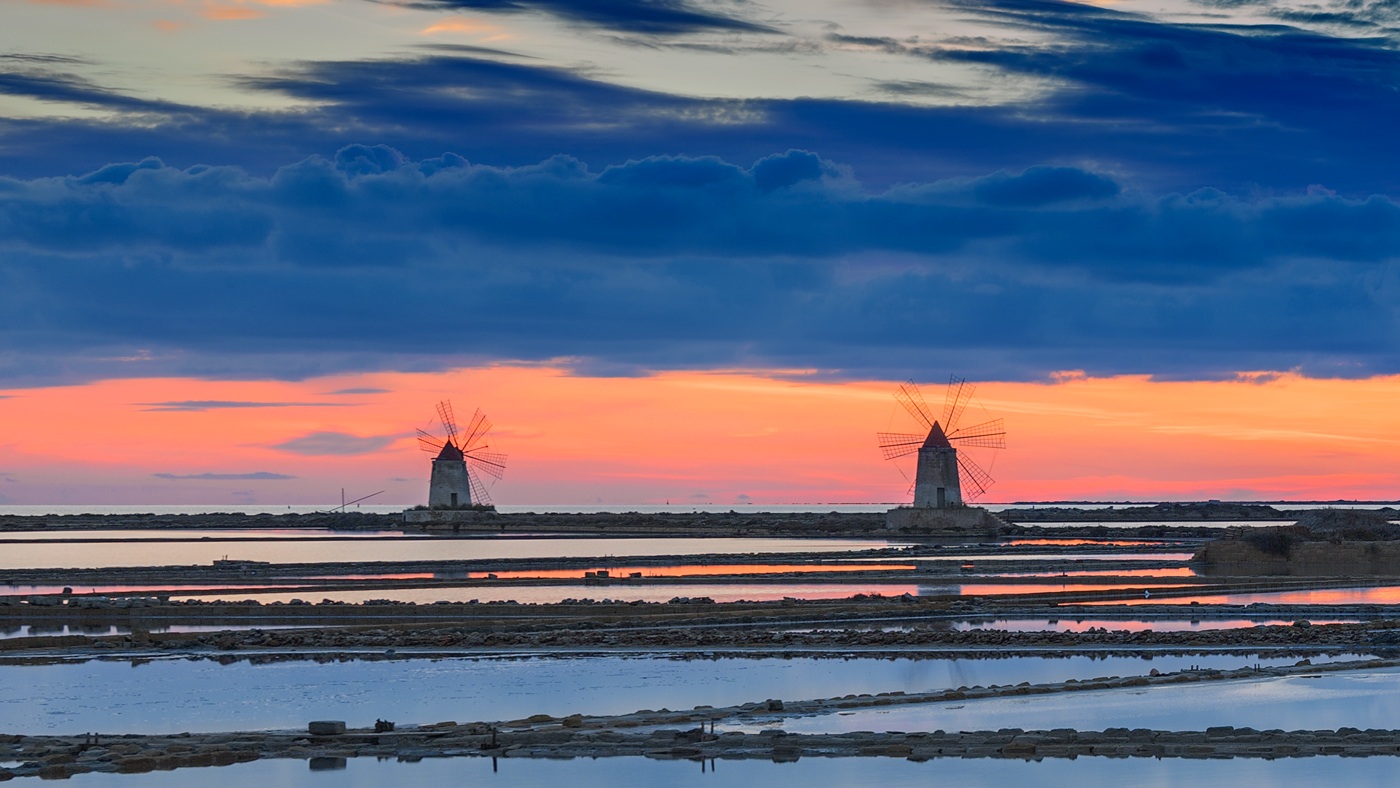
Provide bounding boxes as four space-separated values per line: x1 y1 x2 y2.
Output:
0 502 1391 516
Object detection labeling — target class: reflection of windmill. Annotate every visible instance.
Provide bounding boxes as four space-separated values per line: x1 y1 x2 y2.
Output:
417 400 507 508
878 377 1005 508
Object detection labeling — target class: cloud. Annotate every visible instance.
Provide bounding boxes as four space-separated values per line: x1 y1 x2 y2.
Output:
390 0 775 35
6 23 1400 198
153 471 296 480
271 431 399 455
0 146 1398 385
420 17 513 40
325 387 391 395
138 400 353 411
203 4 265 20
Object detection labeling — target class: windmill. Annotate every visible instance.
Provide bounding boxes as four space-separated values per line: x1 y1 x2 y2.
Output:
417 400 507 508
878 377 1005 508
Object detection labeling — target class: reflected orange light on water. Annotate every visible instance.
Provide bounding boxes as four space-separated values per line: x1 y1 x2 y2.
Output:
1082 586 1400 606
463 563 918 580
1004 539 1167 547
2 367 1400 505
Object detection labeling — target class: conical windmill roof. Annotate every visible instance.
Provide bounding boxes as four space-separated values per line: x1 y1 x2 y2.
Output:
922 421 953 449
436 441 464 461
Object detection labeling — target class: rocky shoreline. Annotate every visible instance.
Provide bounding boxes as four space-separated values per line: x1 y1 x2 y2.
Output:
3 617 1397 662
0 507 1359 538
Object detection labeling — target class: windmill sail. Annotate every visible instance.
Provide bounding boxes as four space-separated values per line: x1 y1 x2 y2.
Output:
878 432 926 460
948 418 1006 449
879 376 1004 507
894 381 935 431
942 376 975 432
422 399 506 507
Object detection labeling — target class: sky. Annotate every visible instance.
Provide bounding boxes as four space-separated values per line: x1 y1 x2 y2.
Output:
2 0 1399 505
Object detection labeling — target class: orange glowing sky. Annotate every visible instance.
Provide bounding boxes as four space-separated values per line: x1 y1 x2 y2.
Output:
0 368 1397 506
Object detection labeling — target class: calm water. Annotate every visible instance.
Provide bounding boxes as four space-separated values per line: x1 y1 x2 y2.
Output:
729 666 1400 734
1080 587 1400 607
0 505 896 517
951 618 1357 633
47 750 1400 787
0 623 318 640
0 530 419 541
0 654 1331 736
173 582 1179 605
0 538 899 570
900 553 1195 562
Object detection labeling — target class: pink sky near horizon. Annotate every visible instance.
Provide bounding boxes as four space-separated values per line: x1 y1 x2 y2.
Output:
0 367 1397 507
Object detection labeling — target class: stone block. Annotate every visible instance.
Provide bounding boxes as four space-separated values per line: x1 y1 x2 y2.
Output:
308 721 346 736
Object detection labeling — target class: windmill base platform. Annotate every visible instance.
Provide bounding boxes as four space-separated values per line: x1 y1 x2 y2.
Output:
884 506 1004 535
403 509 499 527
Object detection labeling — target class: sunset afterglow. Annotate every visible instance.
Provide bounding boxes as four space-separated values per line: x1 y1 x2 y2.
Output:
2 368 1397 506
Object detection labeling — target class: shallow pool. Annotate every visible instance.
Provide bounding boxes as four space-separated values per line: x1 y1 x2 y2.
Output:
173 581 1183 605
1079 587 1400 606
726 665 1400 735
0 538 900 571
48 751 1400 787
0 653 1339 736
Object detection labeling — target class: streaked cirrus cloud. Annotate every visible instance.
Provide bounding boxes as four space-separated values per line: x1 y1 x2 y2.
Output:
271 431 401 455
153 471 296 480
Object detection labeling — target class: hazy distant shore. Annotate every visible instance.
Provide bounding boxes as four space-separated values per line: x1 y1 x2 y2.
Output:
0 502 1375 538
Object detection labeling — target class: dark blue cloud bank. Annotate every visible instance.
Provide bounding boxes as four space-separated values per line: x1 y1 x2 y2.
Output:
2 0 1400 384
0 146 1397 385
387 0 774 33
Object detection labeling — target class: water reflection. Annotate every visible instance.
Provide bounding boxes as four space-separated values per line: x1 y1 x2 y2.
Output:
0 538 899 570
1079 586 1400 606
0 530 418 542
175 583 929 604
48 752 1400 788
951 618 1357 633
1003 568 1197 578
732 666 1400 735
0 653 1345 736
0 623 318 640
175 582 1183 605
1004 539 1168 547
458 564 918 580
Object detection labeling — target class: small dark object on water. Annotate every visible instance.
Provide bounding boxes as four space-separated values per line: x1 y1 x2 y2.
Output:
375 719 396 732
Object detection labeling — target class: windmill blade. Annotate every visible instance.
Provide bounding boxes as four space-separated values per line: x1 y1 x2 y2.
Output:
942 376 975 432
948 418 1006 449
460 409 491 451
436 400 459 444
466 467 492 506
416 428 445 453
467 450 508 480
877 432 925 460
894 380 935 430
956 452 995 502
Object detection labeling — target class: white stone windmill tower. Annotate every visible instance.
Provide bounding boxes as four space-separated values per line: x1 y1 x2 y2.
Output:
877 377 1007 532
416 400 507 509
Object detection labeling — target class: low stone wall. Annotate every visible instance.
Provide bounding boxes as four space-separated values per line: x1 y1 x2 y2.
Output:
2 617 1397 659
1196 540 1400 576
884 507 1004 535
